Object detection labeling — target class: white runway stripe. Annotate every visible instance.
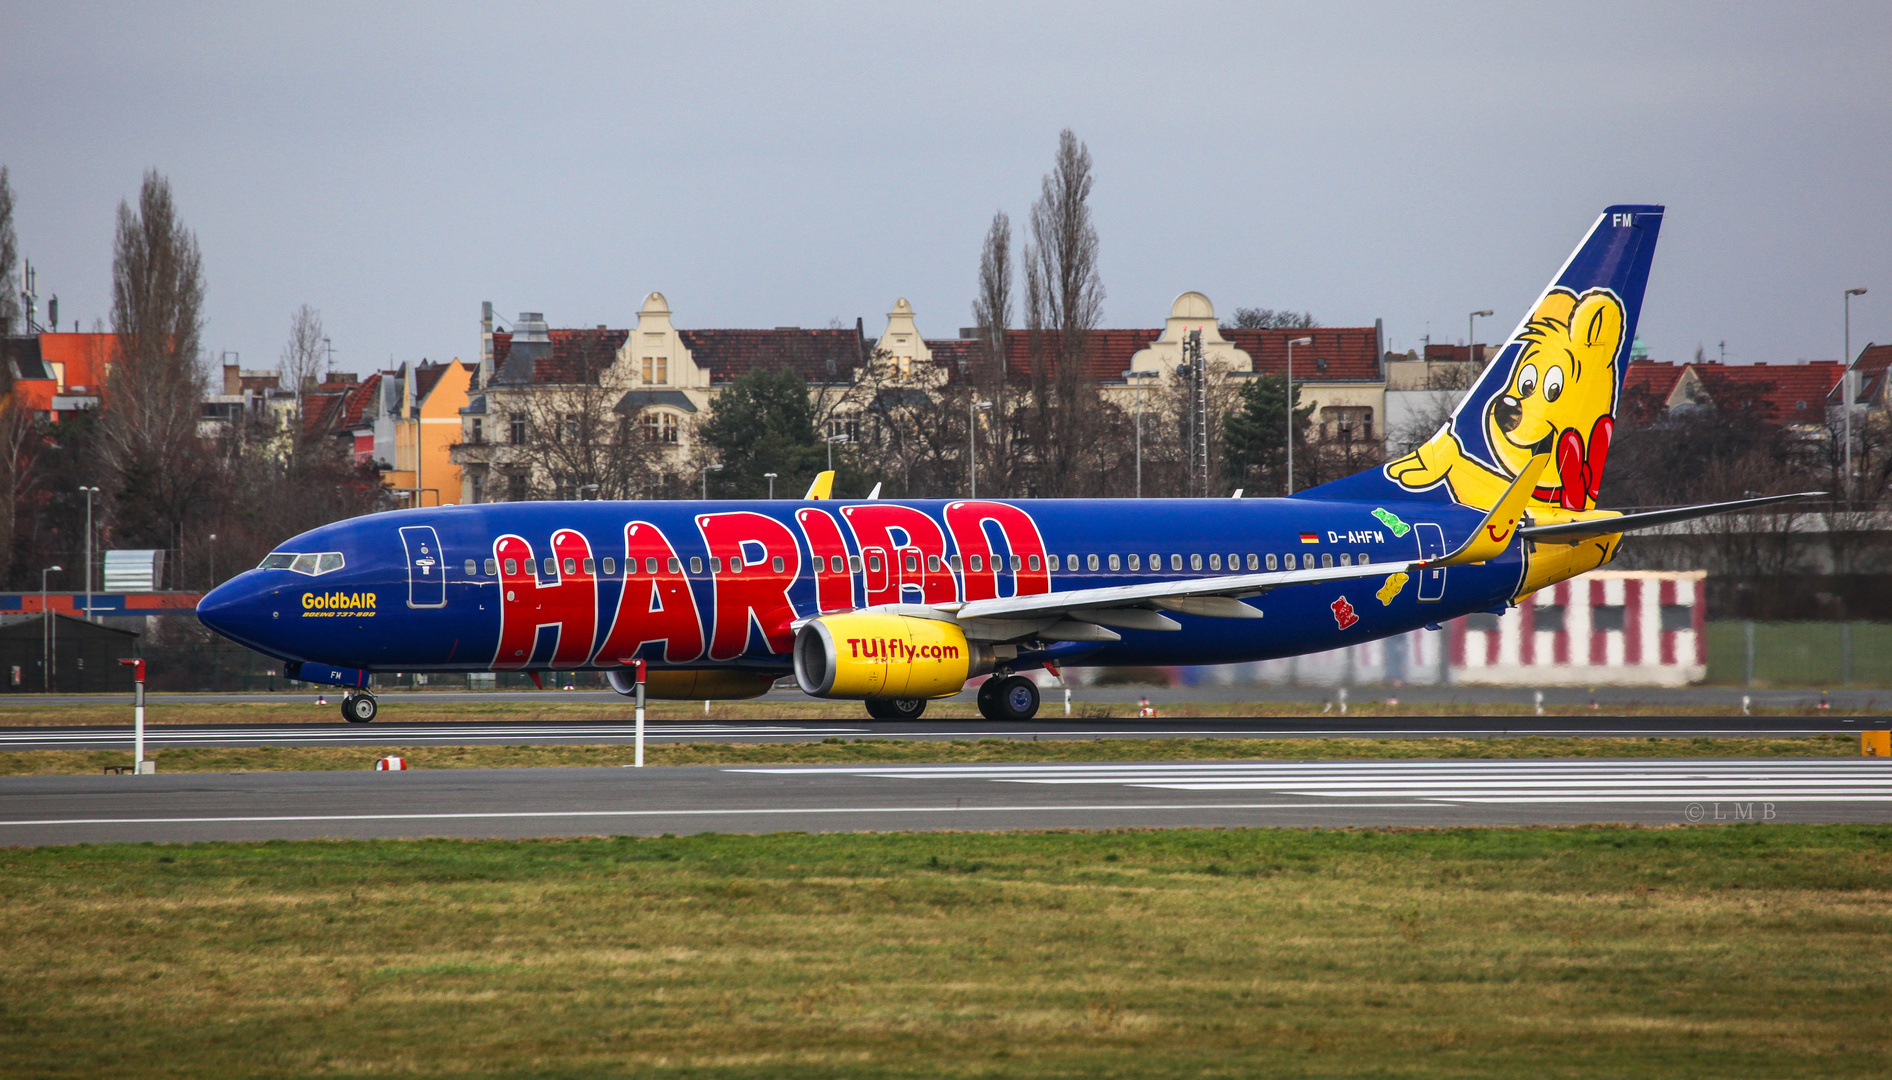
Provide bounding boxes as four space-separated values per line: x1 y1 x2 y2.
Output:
732 759 1892 805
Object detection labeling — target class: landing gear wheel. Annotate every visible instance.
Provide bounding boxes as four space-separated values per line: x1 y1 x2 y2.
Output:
864 697 927 720
980 675 1040 722
341 693 378 723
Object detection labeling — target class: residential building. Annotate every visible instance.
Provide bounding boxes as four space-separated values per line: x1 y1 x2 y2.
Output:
1 331 113 422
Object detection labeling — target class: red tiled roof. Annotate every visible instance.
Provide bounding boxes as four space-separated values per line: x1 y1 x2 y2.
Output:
491 329 631 384
1226 327 1382 382
1001 329 1161 381
1686 361 1843 426
1422 343 1489 365
1620 361 1682 426
340 374 381 430
413 362 448 401
1840 343 1891 406
679 328 865 384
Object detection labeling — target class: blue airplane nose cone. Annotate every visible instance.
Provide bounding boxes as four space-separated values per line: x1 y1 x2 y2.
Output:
196 578 244 637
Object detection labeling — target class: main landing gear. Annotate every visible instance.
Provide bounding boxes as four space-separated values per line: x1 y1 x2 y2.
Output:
977 674 1040 722
864 697 927 720
341 692 378 723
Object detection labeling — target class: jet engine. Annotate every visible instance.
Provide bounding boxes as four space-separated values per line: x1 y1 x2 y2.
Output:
605 668 777 700
794 613 993 699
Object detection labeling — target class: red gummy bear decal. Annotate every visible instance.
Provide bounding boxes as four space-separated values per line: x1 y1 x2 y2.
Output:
1331 596 1359 630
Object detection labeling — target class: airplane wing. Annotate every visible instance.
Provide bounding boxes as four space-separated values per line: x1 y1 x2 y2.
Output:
1518 491 1825 543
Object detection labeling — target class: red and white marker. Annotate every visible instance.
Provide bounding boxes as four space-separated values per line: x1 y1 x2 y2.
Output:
375 756 407 770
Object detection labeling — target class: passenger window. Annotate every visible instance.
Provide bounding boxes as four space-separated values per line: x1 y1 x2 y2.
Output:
1190 554 1203 571
1322 554 1334 568
730 558 743 574
1340 553 1352 566
1011 555 1022 571
503 558 517 575
950 555 962 571
600 557 615 575
849 556 862 573
543 558 556 575
1209 554 1221 571
1229 554 1239 570
1359 553 1370 565
867 555 881 572
1170 554 1183 571
1068 554 1078 569
582 558 595 574
1283 554 1295 570
831 555 844 573
1246 554 1258 570
485 558 498 575
1086 554 1100 571
1265 554 1277 570
668 558 680 573
464 559 476 575
564 558 577 575
1028 554 1040 571
1108 554 1120 571
711 558 723 573
1129 554 1140 570
1047 555 1058 571
970 554 983 572
772 555 785 573
690 557 703 574
927 555 940 572
904 554 918 572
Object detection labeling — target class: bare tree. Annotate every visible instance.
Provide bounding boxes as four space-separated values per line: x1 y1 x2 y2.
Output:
512 330 662 500
971 210 1024 494
0 167 17 334
102 170 214 556
1386 361 1476 456
1226 307 1319 330
1022 129 1105 496
278 303 325 398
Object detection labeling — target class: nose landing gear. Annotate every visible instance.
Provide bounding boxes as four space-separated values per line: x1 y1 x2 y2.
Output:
341 692 378 723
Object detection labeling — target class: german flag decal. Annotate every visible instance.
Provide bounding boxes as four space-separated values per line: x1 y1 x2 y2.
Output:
1299 532 1319 544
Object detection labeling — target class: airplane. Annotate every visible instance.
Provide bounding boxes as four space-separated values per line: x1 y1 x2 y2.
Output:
198 205 1818 723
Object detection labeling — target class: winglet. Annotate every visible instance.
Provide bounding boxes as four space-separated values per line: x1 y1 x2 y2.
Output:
803 470 835 500
1429 453 1550 566
867 482 883 500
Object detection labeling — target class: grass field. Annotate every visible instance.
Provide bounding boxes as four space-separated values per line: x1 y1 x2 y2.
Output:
0 732 1871 776
0 695 1883 727
1 826 1887 1078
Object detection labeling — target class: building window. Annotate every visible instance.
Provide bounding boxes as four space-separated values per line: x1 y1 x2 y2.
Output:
643 356 668 385
643 412 679 444
470 474 484 504
508 412 527 445
828 417 860 442
507 473 529 501
469 418 483 444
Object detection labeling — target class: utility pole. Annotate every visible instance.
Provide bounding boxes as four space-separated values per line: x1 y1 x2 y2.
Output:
1180 330 1208 496
78 486 99 621
1468 310 1493 366
1121 369 1156 497
1844 288 1868 502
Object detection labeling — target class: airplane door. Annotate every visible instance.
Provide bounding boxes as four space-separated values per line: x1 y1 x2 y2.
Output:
399 526 448 608
1414 522 1446 602
896 545 923 598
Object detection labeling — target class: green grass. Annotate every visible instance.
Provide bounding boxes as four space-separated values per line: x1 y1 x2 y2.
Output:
1 826 1888 1077
0 732 1873 775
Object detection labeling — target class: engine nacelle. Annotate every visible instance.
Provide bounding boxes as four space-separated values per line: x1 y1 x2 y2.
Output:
605 668 776 700
793 613 991 699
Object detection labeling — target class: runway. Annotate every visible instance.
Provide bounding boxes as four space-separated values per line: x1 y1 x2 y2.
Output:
0 713 1877 751
4 758 1888 845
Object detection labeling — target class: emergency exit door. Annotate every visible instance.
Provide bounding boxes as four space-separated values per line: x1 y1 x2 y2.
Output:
1414 522 1447 602
399 526 447 608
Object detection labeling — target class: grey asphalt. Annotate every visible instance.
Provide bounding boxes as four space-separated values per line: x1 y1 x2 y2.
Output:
0 714 1882 751
3 758 1888 845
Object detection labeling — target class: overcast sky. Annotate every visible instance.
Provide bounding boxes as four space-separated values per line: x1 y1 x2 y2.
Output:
4 2 1889 375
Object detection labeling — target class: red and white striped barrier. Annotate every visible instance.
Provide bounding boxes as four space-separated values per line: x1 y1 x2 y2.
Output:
375 756 408 771
1449 571 1705 686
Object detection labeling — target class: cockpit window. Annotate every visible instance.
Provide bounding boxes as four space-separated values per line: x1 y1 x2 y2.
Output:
259 551 346 576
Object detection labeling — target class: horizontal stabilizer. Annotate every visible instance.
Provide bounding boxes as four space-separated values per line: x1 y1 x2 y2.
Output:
1520 491 1826 543
1427 453 1549 566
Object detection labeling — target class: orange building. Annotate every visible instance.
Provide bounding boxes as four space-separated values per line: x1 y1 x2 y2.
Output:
378 360 472 507
2 332 115 420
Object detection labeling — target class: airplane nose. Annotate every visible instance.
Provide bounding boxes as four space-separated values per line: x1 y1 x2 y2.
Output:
197 575 267 644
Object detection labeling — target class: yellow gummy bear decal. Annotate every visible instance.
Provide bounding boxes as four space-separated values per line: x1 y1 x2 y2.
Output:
1376 573 1409 606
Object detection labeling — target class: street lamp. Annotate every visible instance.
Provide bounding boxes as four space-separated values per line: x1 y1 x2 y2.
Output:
40 565 61 691
1120 370 1158 497
763 472 778 500
578 483 601 501
968 401 992 497
1468 310 1494 365
826 433 850 472
1284 337 1314 495
1844 288 1868 501
208 533 218 589
78 486 98 621
700 462 723 499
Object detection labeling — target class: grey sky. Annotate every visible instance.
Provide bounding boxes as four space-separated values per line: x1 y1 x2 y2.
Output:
4 2 1888 375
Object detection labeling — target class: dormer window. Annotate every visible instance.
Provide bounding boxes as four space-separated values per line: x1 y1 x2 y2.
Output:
642 356 668 385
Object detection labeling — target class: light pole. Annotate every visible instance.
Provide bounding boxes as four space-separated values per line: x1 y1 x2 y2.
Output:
826 433 850 472
1845 288 1868 501
968 401 992 497
1121 370 1157 497
208 533 217 589
78 486 98 621
1284 337 1313 495
763 472 778 499
40 565 61 691
700 462 722 499
1468 310 1493 366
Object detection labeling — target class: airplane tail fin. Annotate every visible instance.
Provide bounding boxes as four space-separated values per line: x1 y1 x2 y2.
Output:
1301 205 1663 512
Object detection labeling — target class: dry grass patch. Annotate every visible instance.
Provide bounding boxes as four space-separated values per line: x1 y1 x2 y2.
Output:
1 826 1888 1078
